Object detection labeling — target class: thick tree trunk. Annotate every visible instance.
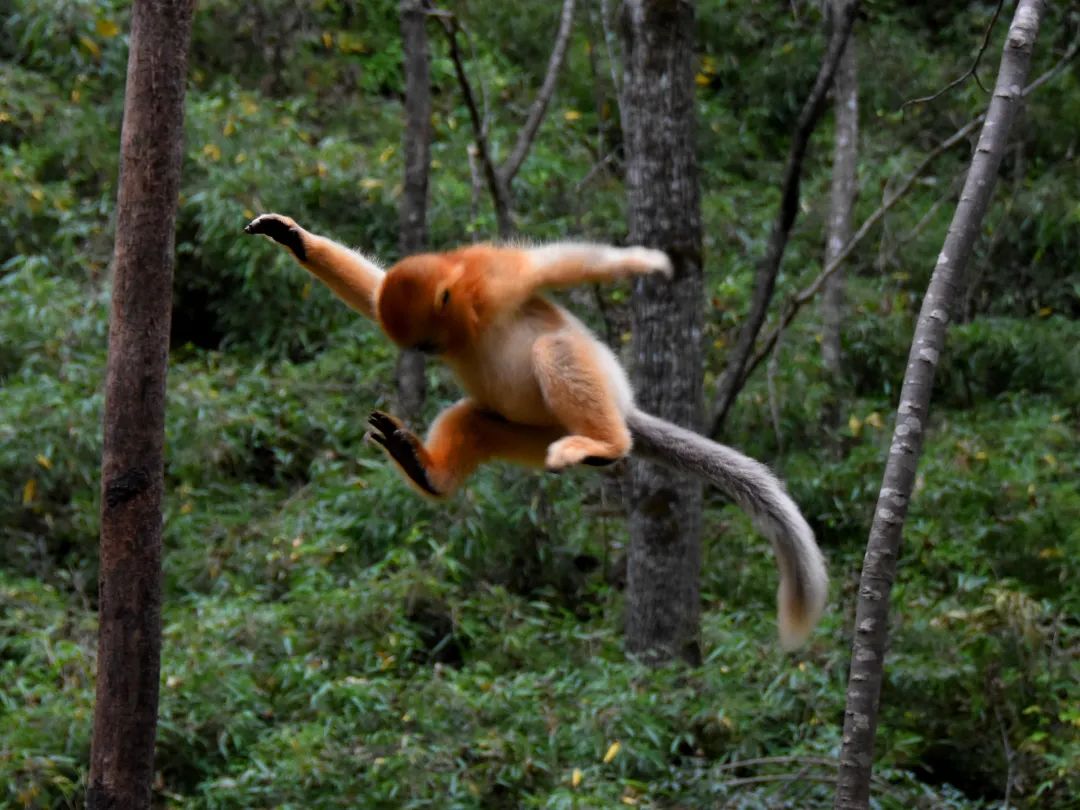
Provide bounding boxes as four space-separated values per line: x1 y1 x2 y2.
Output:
620 0 704 665
87 1 194 808
396 0 432 422
834 3 1044 807
710 0 858 437
821 1 858 386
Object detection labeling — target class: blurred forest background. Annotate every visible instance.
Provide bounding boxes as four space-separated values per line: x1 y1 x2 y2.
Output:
1 0 1078 807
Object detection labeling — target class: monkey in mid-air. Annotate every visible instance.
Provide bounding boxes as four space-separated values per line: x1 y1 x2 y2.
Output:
244 213 827 648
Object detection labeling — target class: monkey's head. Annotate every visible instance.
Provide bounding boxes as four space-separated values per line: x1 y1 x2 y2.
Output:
377 255 470 355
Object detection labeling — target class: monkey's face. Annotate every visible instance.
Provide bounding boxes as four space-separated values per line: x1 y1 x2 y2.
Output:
377 256 465 355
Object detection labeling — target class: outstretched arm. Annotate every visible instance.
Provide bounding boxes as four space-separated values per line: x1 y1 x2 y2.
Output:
245 213 385 320
524 242 672 291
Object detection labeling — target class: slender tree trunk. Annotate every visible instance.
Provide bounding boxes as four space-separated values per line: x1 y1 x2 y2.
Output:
821 1 858 443
621 0 704 665
821 0 858 389
834 3 1044 807
87 1 194 807
710 0 858 437
396 0 432 423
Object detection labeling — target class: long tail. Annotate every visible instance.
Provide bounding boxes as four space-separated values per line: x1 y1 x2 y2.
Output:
626 408 827 649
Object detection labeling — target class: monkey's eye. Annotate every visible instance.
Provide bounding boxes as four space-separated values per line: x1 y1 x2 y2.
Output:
441 289 451 307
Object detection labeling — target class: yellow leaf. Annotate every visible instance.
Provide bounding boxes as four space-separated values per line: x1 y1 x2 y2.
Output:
36 454 52 470
563 110 582 122
322 31 334 49
621 795 639 806
865 411 883 429
974 450 988 461
1038 306 1053 317
223 118 236 137
379 145 396 163
180 502 193 515
602 741 621 764
22 479 37 505
234 152 247 164
79 34 101 59
317 161 328 178
360 178 383 190
1042 454 1057 468
242 99 259 116
300 282 312 300
96 18 120 38
1038 547 1062 560
848 415 863 437
695 72 711 86
70 88 81 103
243 208 255 219
571 768 583 788
202 143 221 161
30 188 45 202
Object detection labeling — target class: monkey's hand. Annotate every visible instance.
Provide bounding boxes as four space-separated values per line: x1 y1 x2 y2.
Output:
620 246 674 279
244 213 308 261
366 411 442 498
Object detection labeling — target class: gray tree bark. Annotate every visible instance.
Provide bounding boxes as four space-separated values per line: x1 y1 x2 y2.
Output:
87 1 195 808
710 0 858 437
396 0 432 423
821 0 858 388
620 0 704 665
834 3 1044 807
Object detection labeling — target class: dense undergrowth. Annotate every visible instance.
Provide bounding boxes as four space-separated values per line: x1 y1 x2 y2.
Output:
2 1 1078 807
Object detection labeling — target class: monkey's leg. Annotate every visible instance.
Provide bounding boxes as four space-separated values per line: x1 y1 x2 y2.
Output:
367 400 561 498
244 213 385 319
532 333 632 470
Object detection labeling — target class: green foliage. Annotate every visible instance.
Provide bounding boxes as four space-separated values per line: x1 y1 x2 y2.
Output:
2 0 1078 807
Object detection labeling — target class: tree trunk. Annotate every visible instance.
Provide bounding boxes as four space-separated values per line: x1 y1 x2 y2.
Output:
834 3 1044 807
821 0 858 388
396 0 432 423
820 1 858 445
87 1 194 808
620 0 704 665
709 0 858 437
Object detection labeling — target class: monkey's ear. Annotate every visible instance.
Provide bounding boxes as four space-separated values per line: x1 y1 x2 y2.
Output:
433 262 465 312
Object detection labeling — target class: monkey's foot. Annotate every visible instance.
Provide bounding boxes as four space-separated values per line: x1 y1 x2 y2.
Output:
367 411 441 497
544 436 621 471
244 213 307 260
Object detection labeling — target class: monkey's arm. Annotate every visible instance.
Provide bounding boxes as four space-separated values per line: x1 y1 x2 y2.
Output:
522 243 673 291
245 213 385 320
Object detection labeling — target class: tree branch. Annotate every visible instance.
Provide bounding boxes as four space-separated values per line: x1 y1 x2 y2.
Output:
835 3 1045 806
709 0 859 437
741 44 1077 385
437 13 515 236
499 0 576 186
900 0 1005 112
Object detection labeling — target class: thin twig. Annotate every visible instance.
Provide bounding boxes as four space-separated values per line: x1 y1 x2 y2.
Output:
740 43 1076 384
900 0 1005 112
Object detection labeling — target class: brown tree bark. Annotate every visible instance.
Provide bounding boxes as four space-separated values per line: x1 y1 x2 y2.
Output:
396 0 432 423
87 1 195 808
620 0 704 665
710 0 858 437
821 0 858 388
834 2 1045 807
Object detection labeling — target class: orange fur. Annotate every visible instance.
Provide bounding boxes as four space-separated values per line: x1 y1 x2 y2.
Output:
246 214 670 496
